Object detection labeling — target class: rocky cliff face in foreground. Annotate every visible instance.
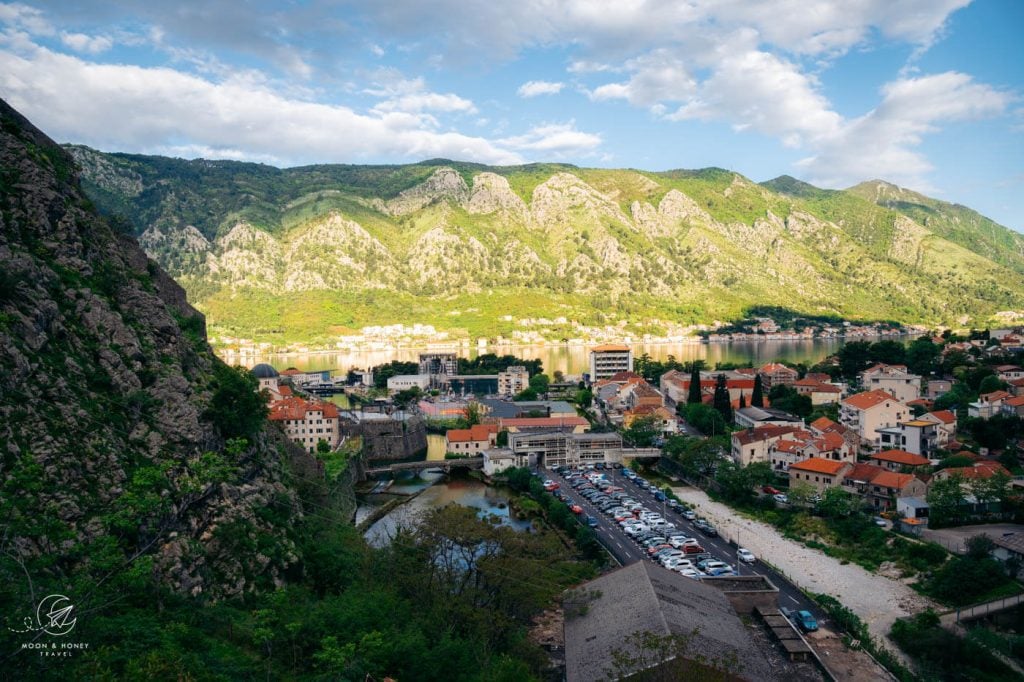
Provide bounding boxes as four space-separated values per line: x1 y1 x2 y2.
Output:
0 100 310 599
66 148 1024 339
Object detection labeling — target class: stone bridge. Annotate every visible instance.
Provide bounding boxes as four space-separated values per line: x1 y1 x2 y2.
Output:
364 457 484 477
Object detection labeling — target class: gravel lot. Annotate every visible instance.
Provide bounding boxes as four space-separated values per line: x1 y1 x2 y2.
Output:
672 486 938 647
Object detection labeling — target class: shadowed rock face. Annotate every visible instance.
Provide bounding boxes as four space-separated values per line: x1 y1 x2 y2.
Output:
0 98 311 600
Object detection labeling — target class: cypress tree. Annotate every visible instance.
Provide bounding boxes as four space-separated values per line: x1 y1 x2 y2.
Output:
751 374 764 407
739 391 746 409
713 374 732 424
687 366 703 404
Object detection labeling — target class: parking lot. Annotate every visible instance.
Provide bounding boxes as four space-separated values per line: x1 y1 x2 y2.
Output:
541 465 827 626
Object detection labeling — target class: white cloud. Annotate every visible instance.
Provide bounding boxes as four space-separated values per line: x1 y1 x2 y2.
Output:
588 50 695 108
499 121 601 157
798 72 1011 188
0 44 518 165
665 48 842 147
59 31 111 54
517 80 564 97
0 2 54 36
365 71 476 114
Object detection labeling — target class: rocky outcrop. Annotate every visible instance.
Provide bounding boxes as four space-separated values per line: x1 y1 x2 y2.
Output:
467 172 529 217
384 167 469 215
0 99 314 601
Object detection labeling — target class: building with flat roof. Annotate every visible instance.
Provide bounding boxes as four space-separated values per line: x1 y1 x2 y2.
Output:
589 344 633 381
497 365 529 396
564 561 775 682
508 430 624 468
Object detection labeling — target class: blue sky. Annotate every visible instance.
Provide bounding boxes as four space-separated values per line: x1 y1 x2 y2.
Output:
0 0 1021 229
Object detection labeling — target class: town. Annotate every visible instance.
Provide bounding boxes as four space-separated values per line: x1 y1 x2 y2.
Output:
248 326 1024 680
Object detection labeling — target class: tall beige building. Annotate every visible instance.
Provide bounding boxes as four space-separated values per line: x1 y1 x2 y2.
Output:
589 344 633 381
497 366 530 396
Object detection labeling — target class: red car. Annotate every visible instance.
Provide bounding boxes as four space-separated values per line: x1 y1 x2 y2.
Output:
762 486 781 495
570 505 583 514
682 544 706 554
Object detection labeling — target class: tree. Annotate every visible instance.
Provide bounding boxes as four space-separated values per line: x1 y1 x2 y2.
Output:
392 386 422 409
514 387 538 401
767 385 811 417
927 475 965 527
978 374 1008 395
463 401 484 426
624 416 660 447
712 374 732 424
529 373 551 395
838 341 873 379
817 487 858 518
906 337 941 376
738 392 746 409
682 403 726 437
574 388 593 409
751 374 764 408
787 482 817 508
969 471 1010 509
687 366 703 404
205 363 268 440
316 439 330 455
553 370 564 383
663 436 722 480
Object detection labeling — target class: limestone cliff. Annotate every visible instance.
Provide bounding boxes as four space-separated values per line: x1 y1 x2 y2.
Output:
0 99 316 601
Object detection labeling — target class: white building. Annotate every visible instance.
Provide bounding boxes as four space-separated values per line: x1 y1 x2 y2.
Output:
497 366 530 396
859 364 922 403
387 374 431 391
589 344 633 381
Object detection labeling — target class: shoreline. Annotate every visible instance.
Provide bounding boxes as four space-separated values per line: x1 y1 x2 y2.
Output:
214 330 914 359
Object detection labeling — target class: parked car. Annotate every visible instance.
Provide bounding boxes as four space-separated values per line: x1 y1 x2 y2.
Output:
682 544 706 555
762 485 781 495
794 610 818 632
737 548 756 564
773 493 789 504
698 523 718 537
874 517 888 527
586 516 599 528
653 491 667 502
569 505 582 514
677 567 703 580
681 509 696 520
706 566 736 577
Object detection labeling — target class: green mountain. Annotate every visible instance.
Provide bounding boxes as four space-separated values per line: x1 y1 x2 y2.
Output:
5 101 591 680
65 147 1024 346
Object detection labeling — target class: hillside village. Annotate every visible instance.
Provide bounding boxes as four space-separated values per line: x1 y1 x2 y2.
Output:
248 325 1024 679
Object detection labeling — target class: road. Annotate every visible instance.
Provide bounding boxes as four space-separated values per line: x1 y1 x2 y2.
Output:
544 466 828 626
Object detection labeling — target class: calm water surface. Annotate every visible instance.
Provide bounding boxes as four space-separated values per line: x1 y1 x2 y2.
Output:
224 337 859 375
361 478 530 547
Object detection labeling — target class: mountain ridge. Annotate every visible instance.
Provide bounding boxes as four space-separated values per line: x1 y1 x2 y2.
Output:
65 145 1024 345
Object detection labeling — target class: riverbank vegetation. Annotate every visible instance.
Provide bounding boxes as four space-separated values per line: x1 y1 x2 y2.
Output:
6 470 592 681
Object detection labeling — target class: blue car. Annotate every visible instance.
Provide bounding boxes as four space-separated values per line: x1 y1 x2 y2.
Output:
654 491 667 502
794 610 818 633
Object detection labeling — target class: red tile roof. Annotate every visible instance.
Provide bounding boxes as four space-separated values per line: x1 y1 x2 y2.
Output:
843 390 899 410
810 417 838 432
981 390 1012 401
592 344 631 352
268 396 339 421
844 463 886 483
733 425 799 445
1005 396 1024 407
760 363 797 374
871 449 930 467
870 471 917 490
773 440 805 454
942 461 1011 480
927 410 957 424
446 424 498 443
499 416 589 428
790 458 849 475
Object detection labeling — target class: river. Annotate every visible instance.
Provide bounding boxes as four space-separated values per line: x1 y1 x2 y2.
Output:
360 477 531 547
222 336 861 375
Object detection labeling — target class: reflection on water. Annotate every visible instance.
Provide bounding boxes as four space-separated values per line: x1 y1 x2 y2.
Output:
362 478 530 547
426 433 447 461
224 337 859 375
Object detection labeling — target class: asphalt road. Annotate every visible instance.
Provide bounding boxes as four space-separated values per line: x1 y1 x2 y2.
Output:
544 466 828 626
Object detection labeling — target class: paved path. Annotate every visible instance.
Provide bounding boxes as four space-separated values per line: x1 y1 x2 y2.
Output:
672 487 937 650
940 592 1024 628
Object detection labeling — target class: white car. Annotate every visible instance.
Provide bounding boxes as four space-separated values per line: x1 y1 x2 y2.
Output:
623 524 649 535
677 567 702 580
737 548 756 564
664 557 694 570
658 552 685 566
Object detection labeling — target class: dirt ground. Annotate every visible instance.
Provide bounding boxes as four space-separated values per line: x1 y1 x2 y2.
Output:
808 628 895 681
